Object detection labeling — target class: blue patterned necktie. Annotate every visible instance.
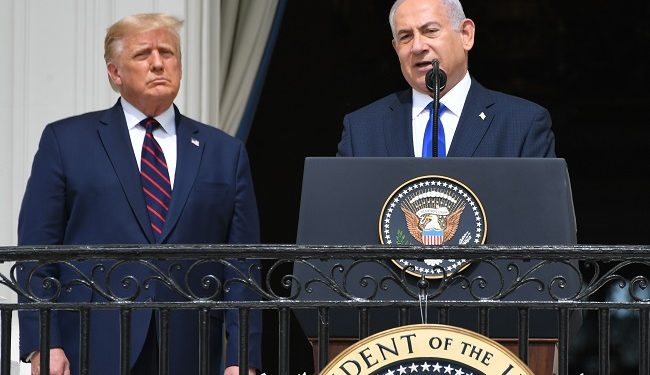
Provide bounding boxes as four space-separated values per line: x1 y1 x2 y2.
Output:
140 117 172 242
422 102 446 158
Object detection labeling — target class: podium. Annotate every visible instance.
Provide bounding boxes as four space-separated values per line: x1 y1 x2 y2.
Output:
293 157 579 372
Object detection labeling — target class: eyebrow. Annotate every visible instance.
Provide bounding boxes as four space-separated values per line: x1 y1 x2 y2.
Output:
419 21 442 30
396 21 443 36
131 43 175 54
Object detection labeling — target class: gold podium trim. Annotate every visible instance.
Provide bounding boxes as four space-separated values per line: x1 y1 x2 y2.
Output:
319 324 534 375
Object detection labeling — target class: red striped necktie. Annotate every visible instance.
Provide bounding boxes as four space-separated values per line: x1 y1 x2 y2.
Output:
140 117 172 242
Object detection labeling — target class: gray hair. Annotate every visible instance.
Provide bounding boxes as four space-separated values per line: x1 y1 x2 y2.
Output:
389 0 466 38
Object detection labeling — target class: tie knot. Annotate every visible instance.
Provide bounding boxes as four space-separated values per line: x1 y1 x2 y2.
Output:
427 102 446 114
141 117 160 133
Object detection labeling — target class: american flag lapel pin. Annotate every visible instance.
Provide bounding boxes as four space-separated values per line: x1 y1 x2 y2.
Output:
191 138 200 147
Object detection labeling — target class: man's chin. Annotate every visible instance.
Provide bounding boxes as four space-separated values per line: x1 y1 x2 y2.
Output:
409 83 430 95
145 88 178 100
405 76 428 94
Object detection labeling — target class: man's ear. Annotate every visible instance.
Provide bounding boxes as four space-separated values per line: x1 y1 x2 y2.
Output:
106 63 121 87
459 19 475 52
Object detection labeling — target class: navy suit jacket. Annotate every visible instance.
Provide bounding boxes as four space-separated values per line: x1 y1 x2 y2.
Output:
17 100 262 374
337 79 556 157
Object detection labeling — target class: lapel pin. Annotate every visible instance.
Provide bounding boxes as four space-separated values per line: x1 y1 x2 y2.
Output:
479 112 486 120
191 138 200 147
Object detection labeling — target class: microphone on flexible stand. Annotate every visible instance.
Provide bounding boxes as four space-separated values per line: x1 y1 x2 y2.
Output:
425 60 447 157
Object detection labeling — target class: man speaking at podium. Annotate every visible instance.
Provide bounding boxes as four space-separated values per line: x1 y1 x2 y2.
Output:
332 2 577 372
337 0 556 159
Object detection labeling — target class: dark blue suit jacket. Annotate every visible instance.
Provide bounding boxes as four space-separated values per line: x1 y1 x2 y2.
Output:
337 79 556 157
17 100 262 374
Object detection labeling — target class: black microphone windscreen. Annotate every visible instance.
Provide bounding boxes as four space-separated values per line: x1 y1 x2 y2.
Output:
425 68 447 92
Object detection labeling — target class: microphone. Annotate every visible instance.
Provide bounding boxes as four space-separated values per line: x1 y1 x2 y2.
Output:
425 60 446 157
425 60 447 92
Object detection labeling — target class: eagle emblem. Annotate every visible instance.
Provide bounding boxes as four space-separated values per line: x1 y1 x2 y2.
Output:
379 176 487 279
400 200 465 246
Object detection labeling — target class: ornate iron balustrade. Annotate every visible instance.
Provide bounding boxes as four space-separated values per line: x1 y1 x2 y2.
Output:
1 244 649 375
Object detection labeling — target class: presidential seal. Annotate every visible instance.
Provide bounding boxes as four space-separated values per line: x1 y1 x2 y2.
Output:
379 176 486 279
319 324 533 375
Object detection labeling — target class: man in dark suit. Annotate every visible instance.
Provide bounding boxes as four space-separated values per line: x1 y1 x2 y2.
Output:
17 13 260 375
336 2 576 370
337 0 556 158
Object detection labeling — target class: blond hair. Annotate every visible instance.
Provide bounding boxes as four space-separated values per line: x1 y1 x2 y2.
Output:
104 13 183 92
104 13 183 64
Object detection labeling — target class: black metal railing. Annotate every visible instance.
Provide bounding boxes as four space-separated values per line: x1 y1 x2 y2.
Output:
1 244 649 375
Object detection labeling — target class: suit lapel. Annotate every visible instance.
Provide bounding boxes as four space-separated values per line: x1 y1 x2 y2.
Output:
97 101 155 243
448 80 495 157
384 89 414 157
160 108 203 242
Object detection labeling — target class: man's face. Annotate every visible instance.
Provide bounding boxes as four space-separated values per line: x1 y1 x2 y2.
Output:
392 0 474 95
107 28 182 116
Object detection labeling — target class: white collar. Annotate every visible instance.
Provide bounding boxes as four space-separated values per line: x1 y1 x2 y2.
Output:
411 71 472 117
120 97 176 135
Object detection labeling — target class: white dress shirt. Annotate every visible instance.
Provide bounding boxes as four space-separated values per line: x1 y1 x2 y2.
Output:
411 71 472 157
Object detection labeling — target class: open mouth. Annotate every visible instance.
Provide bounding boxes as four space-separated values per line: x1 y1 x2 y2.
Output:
414 61 434 72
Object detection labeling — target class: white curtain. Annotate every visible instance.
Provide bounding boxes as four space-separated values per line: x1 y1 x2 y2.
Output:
185 0 279 137
219 0 279 136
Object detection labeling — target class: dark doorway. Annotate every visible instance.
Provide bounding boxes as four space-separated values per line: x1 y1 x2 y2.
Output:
247 1 650 373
